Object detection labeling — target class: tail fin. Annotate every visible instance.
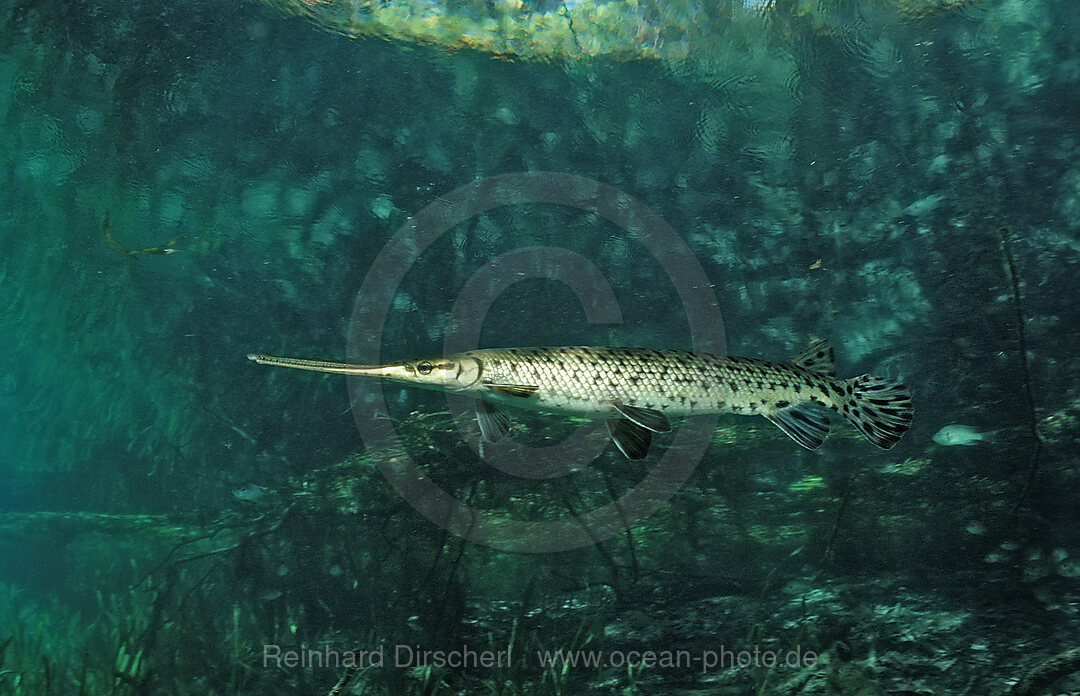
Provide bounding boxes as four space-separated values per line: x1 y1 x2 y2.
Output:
840 375 913 449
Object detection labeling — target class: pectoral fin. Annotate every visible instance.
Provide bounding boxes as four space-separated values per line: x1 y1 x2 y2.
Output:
483 384 540 399
606 418 653 460
475 400 512 442
764 402 831 450
612 403 671 433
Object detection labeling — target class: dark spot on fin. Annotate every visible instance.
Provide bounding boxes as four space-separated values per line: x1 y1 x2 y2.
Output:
483 383 539 399
606 418 652 460
840 375 914 449
475 400 512 443
790 339 836 377
612 403 671 433
764 402 831 450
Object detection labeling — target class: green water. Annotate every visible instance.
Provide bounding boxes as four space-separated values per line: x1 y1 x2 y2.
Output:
1 0 1078 693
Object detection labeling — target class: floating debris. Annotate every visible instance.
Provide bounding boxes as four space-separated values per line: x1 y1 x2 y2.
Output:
787 474 826 493
879 456 930 475
102 212 183 263
254 0 981 61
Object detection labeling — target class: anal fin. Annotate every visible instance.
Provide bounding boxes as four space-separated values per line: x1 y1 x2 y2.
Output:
764 402 831 450
606 418 653 460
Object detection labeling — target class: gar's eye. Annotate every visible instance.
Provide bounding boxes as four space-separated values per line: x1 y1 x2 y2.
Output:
416 361 434 375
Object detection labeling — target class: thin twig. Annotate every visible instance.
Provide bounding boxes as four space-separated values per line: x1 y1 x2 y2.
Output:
999 227 1042 516
327 663 360 696
132 504 296 590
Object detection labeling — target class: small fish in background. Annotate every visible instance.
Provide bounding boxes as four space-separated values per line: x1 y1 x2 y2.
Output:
932 424 992 446
965 521 987 535
232 483 268 502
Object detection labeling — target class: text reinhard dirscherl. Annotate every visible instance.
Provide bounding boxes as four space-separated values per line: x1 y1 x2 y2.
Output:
263 644 510 670
262 643 817 673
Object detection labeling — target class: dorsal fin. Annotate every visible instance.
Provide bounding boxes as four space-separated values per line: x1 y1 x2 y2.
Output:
790 339 836 377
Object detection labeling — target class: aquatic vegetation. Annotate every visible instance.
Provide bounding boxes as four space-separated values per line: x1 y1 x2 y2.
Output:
0 581 158 695
0 399 1076 694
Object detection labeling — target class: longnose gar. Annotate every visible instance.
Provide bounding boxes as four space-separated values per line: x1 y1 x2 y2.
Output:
248 340 913 459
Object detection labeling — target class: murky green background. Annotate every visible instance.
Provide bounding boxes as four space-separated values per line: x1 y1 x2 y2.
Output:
1 0 1078 693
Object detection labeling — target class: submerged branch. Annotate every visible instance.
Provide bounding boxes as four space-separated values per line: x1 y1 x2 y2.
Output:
999 226 1042 517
